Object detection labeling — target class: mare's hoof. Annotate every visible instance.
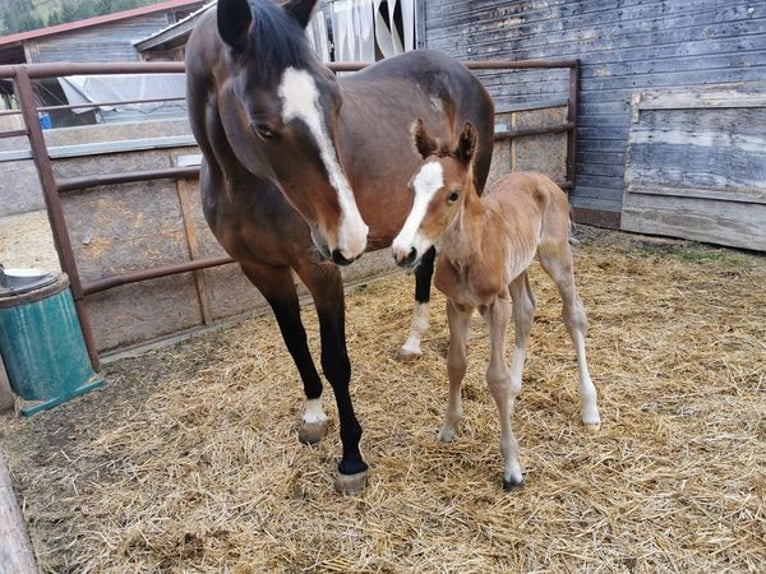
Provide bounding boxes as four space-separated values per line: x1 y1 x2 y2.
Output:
395 349 421 362
584 422 601 435
334 470 368 495
503 476 524 491
298 420 329 445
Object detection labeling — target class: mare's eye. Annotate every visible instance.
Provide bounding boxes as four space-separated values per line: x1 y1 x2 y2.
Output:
447 190 460 203
253 121 276 140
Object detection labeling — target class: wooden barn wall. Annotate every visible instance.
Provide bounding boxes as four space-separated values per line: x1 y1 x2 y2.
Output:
421 0 766 230
27 14 175 63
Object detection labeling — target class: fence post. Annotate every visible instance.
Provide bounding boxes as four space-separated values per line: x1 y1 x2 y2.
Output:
12 66 100 371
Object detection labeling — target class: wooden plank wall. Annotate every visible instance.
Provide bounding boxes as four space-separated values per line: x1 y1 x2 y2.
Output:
422 0 766 229
622 84 766 251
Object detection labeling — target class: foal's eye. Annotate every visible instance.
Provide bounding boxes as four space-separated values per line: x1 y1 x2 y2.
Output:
447 191 461 203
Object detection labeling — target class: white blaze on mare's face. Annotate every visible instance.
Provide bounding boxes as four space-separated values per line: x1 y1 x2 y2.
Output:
278 67 368 259
392 160 444 260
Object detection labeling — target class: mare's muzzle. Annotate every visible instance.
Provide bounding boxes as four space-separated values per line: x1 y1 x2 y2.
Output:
393 246 418 269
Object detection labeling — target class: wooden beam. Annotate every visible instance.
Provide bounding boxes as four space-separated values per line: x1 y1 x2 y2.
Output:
0 453 38 573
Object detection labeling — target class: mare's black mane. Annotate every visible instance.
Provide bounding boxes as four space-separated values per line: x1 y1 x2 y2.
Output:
246 0 315 80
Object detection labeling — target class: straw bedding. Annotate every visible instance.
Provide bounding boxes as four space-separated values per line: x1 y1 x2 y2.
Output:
1 226 764 573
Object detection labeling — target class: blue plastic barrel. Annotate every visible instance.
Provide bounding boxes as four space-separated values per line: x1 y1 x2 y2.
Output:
0 273 103 416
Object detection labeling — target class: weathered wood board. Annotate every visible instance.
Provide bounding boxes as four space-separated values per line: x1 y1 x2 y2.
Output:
622 84 766 251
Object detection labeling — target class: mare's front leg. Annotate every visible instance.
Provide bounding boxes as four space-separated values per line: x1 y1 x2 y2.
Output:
483 291 524 490
438 299 472 442
296 260 368 494
240 262 329 445
397 246 436 361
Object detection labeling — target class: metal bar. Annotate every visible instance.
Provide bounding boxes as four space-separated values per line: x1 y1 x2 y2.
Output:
57 166 199 192
0 109 22 117
38 95 186 113
0 62 185 78
0 59 577 81
0 129 27 139
495 122 574 141
13 67 101 371
567 63 580 189
83 255 234 295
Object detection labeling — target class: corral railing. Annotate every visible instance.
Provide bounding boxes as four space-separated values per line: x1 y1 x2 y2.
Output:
0 59 578 371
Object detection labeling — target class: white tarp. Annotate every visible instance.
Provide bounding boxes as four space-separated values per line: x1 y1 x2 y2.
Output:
58 74 186 115
328 0 415 62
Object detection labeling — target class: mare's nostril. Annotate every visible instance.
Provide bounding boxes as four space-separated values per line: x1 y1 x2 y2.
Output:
331 248 357 266
404 247 417 267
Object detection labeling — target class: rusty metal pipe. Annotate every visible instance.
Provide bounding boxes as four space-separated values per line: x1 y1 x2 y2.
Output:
83 255 235 295
57 166 199 192
495 122 574 141
38 95 186 113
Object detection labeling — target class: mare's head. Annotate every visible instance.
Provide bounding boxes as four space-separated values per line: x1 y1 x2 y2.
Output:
392 119 478 268
212 0 367 264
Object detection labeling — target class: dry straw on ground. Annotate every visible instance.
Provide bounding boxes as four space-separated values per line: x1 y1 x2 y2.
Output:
1 227 764 573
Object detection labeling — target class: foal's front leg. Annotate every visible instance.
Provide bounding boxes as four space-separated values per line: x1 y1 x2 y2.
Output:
483 293 524 490
438 299 472 442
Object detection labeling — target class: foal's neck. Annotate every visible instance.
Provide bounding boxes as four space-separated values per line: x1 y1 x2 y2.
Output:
441 182 490 267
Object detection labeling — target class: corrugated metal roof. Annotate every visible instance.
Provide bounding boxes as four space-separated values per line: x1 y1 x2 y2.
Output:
133 1 216 52
0 0 203 48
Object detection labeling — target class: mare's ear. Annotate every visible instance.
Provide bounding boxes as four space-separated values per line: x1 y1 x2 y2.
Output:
413 119 439 159
217 0 252 52
455 122 478 166
284 0 319 29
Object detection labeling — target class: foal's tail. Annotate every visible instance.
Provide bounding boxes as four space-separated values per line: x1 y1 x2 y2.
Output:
567 204 580 246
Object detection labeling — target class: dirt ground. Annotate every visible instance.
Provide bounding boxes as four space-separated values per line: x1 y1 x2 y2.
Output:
0 226 764 573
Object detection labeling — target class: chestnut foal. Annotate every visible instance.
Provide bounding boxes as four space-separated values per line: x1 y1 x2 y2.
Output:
392 120 601 489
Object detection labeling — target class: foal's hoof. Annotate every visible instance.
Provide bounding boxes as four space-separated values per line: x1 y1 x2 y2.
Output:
334 470 368 495
503 476 524 492
395 348 421 362
584 422 601 435
298 420 329 445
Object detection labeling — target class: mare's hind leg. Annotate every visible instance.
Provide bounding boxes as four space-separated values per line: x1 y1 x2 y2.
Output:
240 262 329 445
397 246 436 361
438 299 472 443
539 241 601 432
295 260 368 494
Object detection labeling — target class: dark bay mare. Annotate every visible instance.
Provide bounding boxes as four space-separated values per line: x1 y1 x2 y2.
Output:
185 0 494 493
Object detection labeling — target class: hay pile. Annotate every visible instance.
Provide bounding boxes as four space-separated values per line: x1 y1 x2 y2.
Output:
1 227 764 572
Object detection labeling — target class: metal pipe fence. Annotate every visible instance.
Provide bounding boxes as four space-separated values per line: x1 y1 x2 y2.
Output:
0 58 578 370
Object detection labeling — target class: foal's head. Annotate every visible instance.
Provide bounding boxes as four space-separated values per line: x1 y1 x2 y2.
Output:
392 120 479 268
211 0 368 264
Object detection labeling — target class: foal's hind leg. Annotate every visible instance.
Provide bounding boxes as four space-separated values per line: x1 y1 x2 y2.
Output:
295 260 368 494
240 262 329 445
397 246 436 361
539 242 601 432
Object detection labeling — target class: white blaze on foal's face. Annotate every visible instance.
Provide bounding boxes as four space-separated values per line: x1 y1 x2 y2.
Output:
277 67 368 260
392 160 445 262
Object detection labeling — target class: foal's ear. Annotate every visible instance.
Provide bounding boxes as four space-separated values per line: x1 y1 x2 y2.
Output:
217 0 252 52
413 119 439 159
284 0 320 29
455 122 478 166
